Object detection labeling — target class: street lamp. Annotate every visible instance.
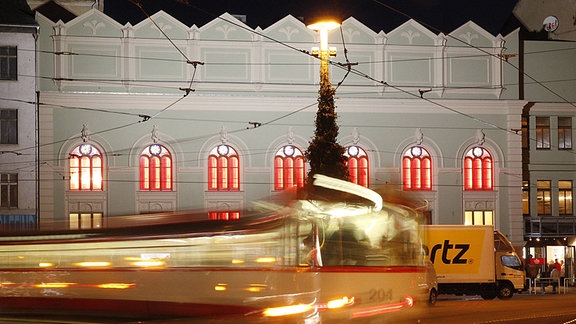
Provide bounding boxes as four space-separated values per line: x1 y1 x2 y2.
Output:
307 20 340 85
304 17 349 186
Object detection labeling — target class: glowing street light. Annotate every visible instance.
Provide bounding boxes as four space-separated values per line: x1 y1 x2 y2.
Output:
304 16 349 186
307 20 340 85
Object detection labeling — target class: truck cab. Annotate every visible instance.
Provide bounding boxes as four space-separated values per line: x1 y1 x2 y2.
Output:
491 231 525 299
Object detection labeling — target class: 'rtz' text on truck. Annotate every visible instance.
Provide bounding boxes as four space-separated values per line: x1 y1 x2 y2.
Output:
423 225 525 299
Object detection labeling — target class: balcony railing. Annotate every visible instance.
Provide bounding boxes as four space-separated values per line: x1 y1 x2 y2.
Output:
524 216 576 237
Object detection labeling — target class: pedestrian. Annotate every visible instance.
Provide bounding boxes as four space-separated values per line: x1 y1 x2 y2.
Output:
554 258 562 272
561 260 566 286
539 264 551 294
550 266 560 293
525 254 535 290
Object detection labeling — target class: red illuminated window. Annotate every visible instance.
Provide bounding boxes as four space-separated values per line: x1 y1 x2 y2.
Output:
464 147 493 190
69 144 103 191
140 144 172 191
208 144 240 191
345 146 369 187
208 211 240 220
274 145 305 190
402 146 431 190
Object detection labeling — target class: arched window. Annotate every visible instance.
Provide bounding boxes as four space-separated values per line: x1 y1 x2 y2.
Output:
345 146 369 188
464 146 493 190
402 146 432 190
140 144 172 191
208 144 240 191
69 143 103 191
274 145 305 190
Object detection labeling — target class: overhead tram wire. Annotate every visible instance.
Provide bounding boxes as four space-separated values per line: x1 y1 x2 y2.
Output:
171 0 524 136
130 0 204 120
5 1 566 166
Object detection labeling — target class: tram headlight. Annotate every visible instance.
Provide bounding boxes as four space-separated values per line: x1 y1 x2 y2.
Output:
131 260 165 267
326 296 354 309
73 261 111 268
263 303 314 317
38 262 54 268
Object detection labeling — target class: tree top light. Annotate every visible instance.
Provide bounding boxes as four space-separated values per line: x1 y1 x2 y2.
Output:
306 20 340 32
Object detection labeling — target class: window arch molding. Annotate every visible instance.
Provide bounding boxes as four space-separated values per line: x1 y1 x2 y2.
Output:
455 138 505 169
395 137 443 169
340 135 380 168
59 135 110 168
457 138 504 191
200 135 250 169
129 134 181 168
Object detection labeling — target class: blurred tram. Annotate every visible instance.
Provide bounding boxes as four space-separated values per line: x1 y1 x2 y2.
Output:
0 175 432 322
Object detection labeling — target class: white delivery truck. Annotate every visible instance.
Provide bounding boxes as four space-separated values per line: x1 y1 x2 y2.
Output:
423 225 525 299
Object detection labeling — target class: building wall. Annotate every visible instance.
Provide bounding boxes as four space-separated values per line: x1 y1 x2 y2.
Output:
523 41 576 102
0 27 38 222
36 9 526 245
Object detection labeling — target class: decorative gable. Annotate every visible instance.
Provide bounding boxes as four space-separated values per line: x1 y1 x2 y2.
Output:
447 21 497 48
65 8 122 37
132 10 190 39
387 19 437 46
199 13 254 41
340 17 379 44
263 15 313 43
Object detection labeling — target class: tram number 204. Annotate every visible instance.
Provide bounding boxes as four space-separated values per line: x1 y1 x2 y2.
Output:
368 288 393 302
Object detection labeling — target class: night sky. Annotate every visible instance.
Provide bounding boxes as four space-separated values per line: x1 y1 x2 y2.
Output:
105 0 519 36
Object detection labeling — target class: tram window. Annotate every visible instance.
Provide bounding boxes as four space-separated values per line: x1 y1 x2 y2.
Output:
317 206 422 267
322 221 370 266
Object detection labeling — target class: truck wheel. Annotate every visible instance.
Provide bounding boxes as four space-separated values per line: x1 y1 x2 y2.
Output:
497 283 514 300
480 284 497 300
428 288 438 306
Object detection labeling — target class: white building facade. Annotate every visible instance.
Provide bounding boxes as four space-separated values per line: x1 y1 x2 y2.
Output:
0 3 38 230
32 9 527 246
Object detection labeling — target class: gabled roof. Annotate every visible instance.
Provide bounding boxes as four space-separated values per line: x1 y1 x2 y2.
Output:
33 0 76 23
105 0 519 36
